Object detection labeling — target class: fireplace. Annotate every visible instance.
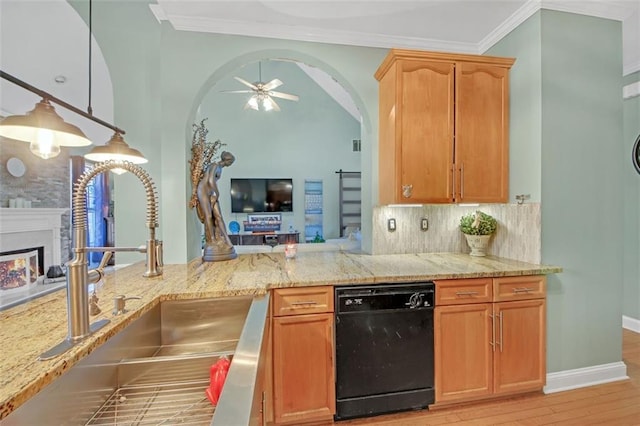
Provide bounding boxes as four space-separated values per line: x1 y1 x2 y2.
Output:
0 208 68 309
0 247 43 291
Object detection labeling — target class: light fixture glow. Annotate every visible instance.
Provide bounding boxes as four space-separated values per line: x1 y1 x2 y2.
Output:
29 128 61 159
263 96 275 111
84 131 147 170
247 96 259 110
0 98 92 150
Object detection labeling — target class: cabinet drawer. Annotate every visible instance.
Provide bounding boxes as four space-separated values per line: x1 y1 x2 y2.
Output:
273 286 334 316
493 276 546 302
435 278 492 305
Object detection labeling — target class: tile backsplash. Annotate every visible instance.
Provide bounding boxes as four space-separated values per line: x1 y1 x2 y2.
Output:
372 203 541 263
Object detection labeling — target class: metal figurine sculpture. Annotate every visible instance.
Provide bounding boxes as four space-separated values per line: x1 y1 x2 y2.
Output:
189 120 237 261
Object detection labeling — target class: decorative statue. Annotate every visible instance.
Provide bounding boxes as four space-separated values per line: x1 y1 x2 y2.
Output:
189 120 237 261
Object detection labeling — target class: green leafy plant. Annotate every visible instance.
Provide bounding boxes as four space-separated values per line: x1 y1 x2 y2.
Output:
460 210 497 235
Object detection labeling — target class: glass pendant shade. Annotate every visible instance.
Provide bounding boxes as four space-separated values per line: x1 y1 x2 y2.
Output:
246 96 259 111
84 131 147 167
0 98 92 159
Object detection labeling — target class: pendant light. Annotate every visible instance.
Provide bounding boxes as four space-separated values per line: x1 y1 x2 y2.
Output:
0 86 92 159
82 0 146 170
0 0 145 163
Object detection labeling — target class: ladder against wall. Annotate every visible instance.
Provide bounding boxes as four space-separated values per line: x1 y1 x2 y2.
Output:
336 170 361 237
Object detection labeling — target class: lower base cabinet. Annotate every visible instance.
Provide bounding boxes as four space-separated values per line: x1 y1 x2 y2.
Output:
434 276 546 405
271 287 335 425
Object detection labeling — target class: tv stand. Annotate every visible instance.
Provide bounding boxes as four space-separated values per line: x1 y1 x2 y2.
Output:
229 232 299 246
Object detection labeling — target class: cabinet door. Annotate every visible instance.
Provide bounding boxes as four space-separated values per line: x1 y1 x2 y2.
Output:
493 299 546 395
395 60 455 203
455 62 509 203
273 313 335 424
434 303 493 403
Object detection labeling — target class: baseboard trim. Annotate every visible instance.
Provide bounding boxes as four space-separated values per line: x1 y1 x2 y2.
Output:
623 315 640 333
544 361 628 394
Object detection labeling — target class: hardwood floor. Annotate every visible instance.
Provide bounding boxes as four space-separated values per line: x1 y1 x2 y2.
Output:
330 329 640 426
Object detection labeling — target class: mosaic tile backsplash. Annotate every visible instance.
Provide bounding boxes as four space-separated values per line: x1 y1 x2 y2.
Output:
372 203 541 264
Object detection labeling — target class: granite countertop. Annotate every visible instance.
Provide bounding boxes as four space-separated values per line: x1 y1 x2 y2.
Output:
0 251 561 419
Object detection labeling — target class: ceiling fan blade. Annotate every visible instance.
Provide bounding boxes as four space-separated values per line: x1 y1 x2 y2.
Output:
269 91 299 102
262 78 283 91
220 90 254 94
234 76 258 90
269 97 281 112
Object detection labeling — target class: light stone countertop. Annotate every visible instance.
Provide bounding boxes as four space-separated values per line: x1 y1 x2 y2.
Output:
0 251 561 419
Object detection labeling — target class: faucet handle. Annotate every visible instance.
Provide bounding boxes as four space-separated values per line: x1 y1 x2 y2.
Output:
98 251 113 270
113 295 142 315
88 251 114 285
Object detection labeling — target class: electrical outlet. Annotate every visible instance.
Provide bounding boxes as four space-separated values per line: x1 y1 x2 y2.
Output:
421 218 428 231
388 218 396 232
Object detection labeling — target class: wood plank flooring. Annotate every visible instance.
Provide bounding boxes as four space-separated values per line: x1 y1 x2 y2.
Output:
329 329 640 425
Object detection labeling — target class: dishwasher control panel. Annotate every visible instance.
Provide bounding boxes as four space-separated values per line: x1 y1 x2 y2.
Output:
335 282 435 313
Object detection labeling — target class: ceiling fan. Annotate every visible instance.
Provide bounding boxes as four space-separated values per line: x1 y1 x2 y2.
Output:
222 62 299 111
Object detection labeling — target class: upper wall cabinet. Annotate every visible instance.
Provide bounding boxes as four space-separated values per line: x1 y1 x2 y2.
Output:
375 49 515 204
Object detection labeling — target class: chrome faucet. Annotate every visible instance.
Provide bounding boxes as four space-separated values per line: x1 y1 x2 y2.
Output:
40 160 163 360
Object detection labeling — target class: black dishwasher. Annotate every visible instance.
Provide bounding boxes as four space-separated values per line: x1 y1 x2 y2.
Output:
334 282 435 420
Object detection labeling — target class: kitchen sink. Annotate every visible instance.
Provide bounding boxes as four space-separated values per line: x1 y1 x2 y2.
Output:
3 296 255 426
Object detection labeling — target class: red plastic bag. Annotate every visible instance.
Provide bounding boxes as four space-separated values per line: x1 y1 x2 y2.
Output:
205 356 231 405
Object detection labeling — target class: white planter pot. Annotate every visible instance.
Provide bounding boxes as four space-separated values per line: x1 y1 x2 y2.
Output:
464 234 492 257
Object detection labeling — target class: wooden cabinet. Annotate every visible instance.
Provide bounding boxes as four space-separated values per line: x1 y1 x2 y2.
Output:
434 276 546 405
271 287 335 424
375 49 514 204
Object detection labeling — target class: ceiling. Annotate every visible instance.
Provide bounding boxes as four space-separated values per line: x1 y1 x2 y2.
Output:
1 0 637 147
150 0 640 76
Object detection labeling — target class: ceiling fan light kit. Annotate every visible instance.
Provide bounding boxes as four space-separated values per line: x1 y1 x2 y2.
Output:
223 62 299 112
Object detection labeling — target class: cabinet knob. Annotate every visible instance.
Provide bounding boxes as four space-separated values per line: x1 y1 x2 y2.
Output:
402 184 413 198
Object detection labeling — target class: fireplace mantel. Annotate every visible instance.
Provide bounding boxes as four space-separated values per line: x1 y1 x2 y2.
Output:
0 208 68 267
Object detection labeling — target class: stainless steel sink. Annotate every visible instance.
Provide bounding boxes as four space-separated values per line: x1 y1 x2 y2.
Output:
3 296 255 426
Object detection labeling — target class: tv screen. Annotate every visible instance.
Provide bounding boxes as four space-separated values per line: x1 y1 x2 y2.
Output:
230 178 293 213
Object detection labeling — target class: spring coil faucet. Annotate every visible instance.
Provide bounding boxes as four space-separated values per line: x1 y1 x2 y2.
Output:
40 160 163 360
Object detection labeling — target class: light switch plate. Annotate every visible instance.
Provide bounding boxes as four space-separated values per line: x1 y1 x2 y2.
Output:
421 218 428 231
388 218 396 232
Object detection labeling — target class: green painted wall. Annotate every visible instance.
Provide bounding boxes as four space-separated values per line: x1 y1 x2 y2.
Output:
489 10 625 371
487 13 542 203
541 10 624 370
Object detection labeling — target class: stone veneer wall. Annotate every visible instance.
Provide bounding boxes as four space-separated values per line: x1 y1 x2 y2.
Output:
0 139 72 263
372 203 541 264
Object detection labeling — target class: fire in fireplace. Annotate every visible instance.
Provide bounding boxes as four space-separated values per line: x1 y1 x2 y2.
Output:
0 246 44 290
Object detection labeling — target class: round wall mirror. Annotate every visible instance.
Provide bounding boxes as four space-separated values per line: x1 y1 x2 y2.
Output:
633 134 640 175
6 157 26 177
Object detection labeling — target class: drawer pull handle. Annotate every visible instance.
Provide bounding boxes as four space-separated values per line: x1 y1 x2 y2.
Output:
455 291 479 297
290 301 319 306
512 287 534 294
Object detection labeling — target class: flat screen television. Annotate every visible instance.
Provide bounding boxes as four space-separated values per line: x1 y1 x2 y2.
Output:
230 178 293 213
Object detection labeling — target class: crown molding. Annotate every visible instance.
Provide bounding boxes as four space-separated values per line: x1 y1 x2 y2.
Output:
162 14 478 54
478 0 542 54
624 81 640 99
152 1 637 75
624 60 640 76
542 0 636 21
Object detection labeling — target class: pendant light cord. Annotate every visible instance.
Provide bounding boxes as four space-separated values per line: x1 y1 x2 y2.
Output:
87 0 93 116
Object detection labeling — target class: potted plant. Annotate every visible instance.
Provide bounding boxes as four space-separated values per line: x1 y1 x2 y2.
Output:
460 210 497 256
